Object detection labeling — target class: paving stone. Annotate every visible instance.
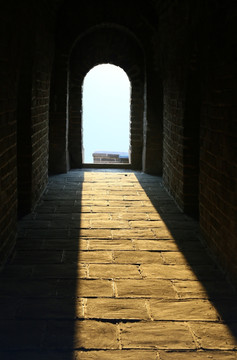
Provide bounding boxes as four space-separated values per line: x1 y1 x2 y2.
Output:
74 350 158 359
13 250 63 264
125 206 158 213
89 239 134 250
76 213 110 220
33 264 87 278
64 250 113 263
16 238 44 250
90 220 129 229
26 229 70 239
214 300 237 321
56 279 114 297
19 220 50 229
76 229 112 238
91 206 151 213
124 194 150 200
141 264 198 280
150 228 174 239
129 220 162 228
109 190 141 196
133 239 180 251
16 298 84 319
2 169 234 357
70 220 91 228
89 264 141 279
44 320 119 349
0 264 33 278
159 351 237 359
0 320 46 350
57 205 92 214
153 229 200 242
0 352 71 360
147 213 163 220
85 298 149 320
42 239 88 250
120 321 196 349
162 251 212 265
190 322 237 349
111 213 150 220
112 229 156 239
116 279 177 298
0 297 19 319
0 279 57 297
173 280 234 299
149 299 219 320
89 206 127 213
80 200 109 206
113 250 163 264
108 201 144 207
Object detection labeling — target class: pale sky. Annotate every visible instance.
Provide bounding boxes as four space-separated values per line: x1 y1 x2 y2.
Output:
82 64 131 163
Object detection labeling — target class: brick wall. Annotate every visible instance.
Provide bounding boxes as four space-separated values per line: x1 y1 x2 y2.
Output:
0 0 55 267
68 29 145 170
49 0 163 174
0 2 19 267
158 1 191 211
17 2 55 216
157 1 201 216
31 7 54 207
158 0 237 284
199 2 237 284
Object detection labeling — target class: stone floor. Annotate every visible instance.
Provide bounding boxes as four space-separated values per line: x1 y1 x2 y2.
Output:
0 169 237 359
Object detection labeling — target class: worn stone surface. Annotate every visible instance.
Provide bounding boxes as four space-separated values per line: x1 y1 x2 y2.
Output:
113 250 163 264
89 264 141 279
115 279 177 298
159 351 237 360
190 323 237 350
120 321 196 349
85 298 150 320
149 299 219 321
44 320 118 349
0 170 236 358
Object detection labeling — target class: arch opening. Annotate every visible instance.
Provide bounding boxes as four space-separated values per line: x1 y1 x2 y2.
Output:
82 64 131 164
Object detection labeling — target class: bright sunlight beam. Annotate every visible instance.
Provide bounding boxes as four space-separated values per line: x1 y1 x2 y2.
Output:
82 64 131 163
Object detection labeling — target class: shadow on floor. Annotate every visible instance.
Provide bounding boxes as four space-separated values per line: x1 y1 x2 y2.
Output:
0 171 84 359
135 172 237 340
0 169 236 359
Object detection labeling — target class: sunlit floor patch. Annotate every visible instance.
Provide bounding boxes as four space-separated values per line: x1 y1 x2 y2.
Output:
0 170 236 359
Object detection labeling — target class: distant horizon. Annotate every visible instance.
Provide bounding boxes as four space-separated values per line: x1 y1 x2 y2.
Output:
92 150 129 154
82 64 131 163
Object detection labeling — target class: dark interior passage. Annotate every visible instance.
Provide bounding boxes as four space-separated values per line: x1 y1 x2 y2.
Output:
0 170 236 359
0 0 236 356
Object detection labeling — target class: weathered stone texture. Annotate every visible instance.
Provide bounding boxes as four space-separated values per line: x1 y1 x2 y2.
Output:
0 0 236 357
0 170 235 358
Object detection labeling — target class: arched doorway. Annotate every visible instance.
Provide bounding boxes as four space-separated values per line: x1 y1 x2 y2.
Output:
82 64 131 164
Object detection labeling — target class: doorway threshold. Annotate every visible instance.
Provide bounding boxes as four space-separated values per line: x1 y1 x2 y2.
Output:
82 163 132 170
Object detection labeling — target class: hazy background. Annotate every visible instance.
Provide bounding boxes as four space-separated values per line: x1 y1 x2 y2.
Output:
82 64 130 163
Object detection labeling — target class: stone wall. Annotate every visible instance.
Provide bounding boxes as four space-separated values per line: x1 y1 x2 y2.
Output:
68 27 145 171
199 1 237 283
49 0 162 174
0 1 55 267
30 6 54 208
0 0 236 285
17 2 55 217
158 1 193 212
158 0 237 284
0 1 19 267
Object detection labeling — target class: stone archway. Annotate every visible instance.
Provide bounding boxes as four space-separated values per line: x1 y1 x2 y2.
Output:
68 26 145 170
